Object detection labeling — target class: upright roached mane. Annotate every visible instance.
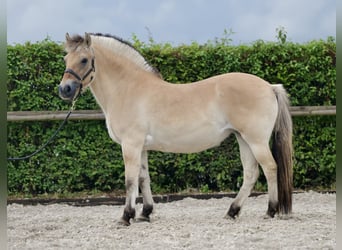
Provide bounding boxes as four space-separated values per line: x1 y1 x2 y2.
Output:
59 32 293 226
64 33 162 78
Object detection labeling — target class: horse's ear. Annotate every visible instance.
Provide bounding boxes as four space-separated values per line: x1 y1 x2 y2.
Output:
64 33 73 51
84 33 92 47
65 33 71 42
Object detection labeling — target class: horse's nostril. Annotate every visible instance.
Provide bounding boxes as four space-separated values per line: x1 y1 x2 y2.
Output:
65 85 72 94
59 84 74 99
59 84 73 95
59 82 80 101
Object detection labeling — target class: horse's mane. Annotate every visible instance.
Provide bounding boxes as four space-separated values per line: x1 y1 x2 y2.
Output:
65 33 162 78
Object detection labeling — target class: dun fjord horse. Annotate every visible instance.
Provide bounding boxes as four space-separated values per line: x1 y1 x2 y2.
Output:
59 33 293 226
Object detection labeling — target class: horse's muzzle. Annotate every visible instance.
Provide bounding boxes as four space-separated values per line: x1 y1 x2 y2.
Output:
58 81 81 101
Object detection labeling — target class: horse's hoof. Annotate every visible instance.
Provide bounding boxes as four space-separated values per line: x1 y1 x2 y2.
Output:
278 214 292 220
136 215 151 223
226 204 240 219
224 214 237 220
117 217 131 226
263 214 275 220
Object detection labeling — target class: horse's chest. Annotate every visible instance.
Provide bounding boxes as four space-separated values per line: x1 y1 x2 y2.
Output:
105 119 121 144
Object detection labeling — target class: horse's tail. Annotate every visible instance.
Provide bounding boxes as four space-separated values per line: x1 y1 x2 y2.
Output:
272 84 293 214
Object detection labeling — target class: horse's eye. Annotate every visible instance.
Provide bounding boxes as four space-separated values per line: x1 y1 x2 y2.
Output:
81 58 88 64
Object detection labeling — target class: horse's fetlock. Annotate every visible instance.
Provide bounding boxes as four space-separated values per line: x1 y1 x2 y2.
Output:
142 204 153 218
122 206 136 225
267 201 279 218
227 203 241 219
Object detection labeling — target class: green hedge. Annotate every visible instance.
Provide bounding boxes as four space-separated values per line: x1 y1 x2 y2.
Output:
7 36 336 195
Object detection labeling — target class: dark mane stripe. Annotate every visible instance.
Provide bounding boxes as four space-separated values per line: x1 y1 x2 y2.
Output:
89 33 137 52
89 33 162 78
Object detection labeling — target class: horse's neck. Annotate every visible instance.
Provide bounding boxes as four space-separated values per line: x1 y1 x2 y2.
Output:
88 46 156 115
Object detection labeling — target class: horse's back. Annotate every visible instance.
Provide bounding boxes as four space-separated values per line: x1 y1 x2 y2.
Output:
142 72 278 153
178 72 278 124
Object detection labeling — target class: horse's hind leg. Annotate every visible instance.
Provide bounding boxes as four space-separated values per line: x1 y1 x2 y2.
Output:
137 150 154 222
227 134 259 219
247 142 279 218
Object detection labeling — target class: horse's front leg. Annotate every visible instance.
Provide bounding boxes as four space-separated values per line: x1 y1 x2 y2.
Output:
137 150 154 221
120 141 143 226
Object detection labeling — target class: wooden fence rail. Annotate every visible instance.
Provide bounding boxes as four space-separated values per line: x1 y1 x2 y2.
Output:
7 106 336 122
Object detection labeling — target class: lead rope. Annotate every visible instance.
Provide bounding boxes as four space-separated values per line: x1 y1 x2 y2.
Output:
7 98 78 161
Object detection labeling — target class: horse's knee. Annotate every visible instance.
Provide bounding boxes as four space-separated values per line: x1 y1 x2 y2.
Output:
124 176 140 197
139 175 149 187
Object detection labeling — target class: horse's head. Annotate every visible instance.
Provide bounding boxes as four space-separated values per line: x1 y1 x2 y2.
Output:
59 33 95 101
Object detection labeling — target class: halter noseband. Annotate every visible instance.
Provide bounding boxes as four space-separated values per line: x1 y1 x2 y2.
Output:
64 51 96 87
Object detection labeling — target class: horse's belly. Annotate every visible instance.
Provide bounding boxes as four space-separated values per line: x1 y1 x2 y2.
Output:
144 125 233 153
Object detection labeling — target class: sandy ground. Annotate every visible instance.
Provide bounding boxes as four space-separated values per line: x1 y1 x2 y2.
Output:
7 191 335 250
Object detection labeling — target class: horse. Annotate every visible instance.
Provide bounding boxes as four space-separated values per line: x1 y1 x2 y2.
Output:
59 32 293 226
